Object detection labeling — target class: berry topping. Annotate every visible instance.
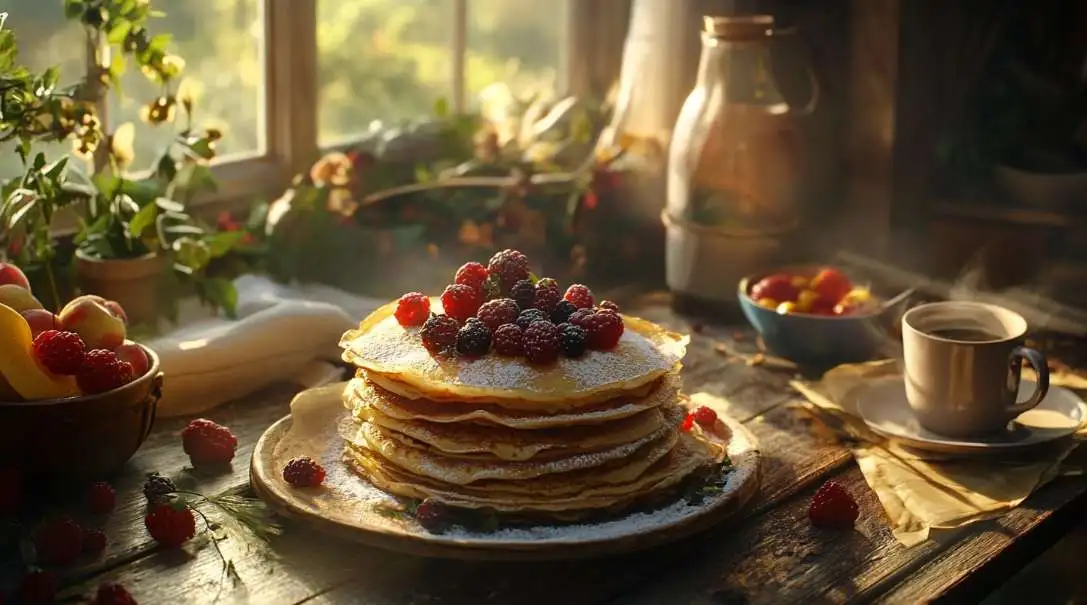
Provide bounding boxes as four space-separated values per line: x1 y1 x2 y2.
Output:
81 528 108 553
492 323 524 356
283 456 326 487
32 330 86 375
476 298 520 331
487 249 530 292
440 284 482 323
144 503 197 547
515 308 548 330
86 481 116 515
0 467 22 515
181 418 238 466
454 261 489 293
559 323 588 358
567 307 595 327
91 583 137 605
19 570 58 605
415 498 450 533
32 516 83 566
420 314 460 353
808 481 859 529
692 405 718 427
533 277 562 313
583 310 625 350
523 320 561 365
599 300 621 313
509 279 536 311
76 349 135 395
393 292 430 327
550 300 577 324
142 472 177 505
563 284 595 309
681 414 695 432
455 319 492 358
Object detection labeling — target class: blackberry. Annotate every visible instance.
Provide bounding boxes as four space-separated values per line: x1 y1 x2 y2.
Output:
559 323 588 358
515 308 548 330
455 319 492 357
420 314 460 353
415 498 450 533
533 278 562 313
599 300 621 313
476 298 520 331
487 249 531 292
492 323 524 357
142 473 177 504
523 320 561 365
551 300 577 324
509 279 536 310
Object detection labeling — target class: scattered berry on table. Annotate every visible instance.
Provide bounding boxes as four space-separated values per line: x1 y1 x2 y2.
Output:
692 406 718 428
453 261 489 294
86 481 116 515
681 414 695 432
567 308 595 327
487 249 530 292
144 503 197 547
415 498 450 533
533 278 561 313
393 292 430 327
523 320 561 365
559 323 588 358
509 279 536 311
32 516 84 566
420 314 460 353
19 570 57 605
599 300 621 313
492 323 524 357
583 310 625 350
283 456 326 488
91 583 138 605
81 528 108 553
515 308 548 330
181 418 238 466
455 319 492 358
550 300 577 325
440 284 482 323
76 349 134 395
476 298 520 331
0 467 22 515
142 472 177 504
808 480 859 529
32 330 86 375
563 284 595 309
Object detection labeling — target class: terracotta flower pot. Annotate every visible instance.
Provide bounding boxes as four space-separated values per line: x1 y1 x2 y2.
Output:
75 250 166 326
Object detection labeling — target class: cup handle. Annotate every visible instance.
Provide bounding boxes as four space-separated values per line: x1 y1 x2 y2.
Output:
1006 346 1050 416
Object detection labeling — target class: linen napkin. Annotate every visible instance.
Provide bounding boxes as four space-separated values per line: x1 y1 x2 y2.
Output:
790 360 1087 546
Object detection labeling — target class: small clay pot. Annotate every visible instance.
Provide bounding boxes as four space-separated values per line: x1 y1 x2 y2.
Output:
75 250 166 326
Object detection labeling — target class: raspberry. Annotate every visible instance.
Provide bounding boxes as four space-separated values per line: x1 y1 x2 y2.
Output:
808 481 859 529
32 516 83 566
81 528 108 553
440 284 482 323
563 284 595 309
142 472 176 505
583 310 624 350
692 406 717 427
455 319 491 358
76 349 135 395
19 570 57 605
476 298 519 331
559 323 588 358
492 323 524 356
550 300 577 324
283 456 326 487
144 503 197 547
533 278 561 313
394 292 430 327
523 320 560 365
181 418 238 466
487 249 530 292
415 498 450 533
453 261 489 293
420 314 459 353
515 308 548 330
509 279 536 311
599 300 621 313
0 467 22 515
567 308 595 327
32 330 86 375
86 481 116 514
92 583 137 605
681 414 695 432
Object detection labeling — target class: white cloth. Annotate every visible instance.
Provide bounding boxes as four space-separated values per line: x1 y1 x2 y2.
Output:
145 275 383 417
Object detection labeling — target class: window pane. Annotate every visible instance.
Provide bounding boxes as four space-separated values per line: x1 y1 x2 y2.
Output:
467 0 565 104
107 0 264 170
317 0 454 145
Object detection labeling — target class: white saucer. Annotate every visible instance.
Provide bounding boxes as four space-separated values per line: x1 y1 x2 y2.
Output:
856 379 1086 456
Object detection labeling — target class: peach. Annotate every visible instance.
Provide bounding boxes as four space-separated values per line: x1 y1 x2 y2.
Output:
0 262 30 289
19 309 59 338
103 301 128 324
114 341 149 377
0 374 22 402
58 295 127 350
0 284 43 312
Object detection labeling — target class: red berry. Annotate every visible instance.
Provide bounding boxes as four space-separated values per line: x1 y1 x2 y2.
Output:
32 330 86 375
0 467 22 515
476 298 519 331
492 323 524 356
32 516 83 566
522 320 560 365
82 528 108 553
582 310 625 350
394 292 430 327
92 583 138 605
681 414 695 432
453 262 489 293
86 481 116 514
567 308 595 327
808 481 859 529
282 456 326 487
533 278 562 313
487 249 530 291
76 349 135 395
420 314 459 353
563 284 594 309
144 503 197 547
19 570 57 605
599 300 621 313
509 279 536 310
692 405 717 427
440 284 482 323
181 418 238 466
415 498 449 533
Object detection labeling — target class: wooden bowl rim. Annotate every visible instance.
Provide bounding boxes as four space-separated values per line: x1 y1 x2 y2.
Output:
0 344 162 407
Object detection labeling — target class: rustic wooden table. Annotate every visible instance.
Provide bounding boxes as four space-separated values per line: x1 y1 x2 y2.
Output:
16 298 1087 605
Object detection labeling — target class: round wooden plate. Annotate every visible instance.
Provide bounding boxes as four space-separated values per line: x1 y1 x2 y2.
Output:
250 383 760 561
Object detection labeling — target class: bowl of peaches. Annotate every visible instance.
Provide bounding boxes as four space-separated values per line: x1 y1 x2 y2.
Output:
0 262 162 480
738 264 912 366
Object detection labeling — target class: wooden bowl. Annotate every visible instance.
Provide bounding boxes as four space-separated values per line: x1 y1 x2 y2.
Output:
0 346 162 482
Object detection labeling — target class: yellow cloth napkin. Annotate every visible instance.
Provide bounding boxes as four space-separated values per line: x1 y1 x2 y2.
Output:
790 360 1087 546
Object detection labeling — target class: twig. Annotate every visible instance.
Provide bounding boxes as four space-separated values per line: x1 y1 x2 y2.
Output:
359 172 579 207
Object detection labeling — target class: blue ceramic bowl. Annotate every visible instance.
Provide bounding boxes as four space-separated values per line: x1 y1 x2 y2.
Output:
737 264 914 367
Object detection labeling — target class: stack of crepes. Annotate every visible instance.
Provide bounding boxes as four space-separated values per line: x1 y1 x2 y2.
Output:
337 299 728 518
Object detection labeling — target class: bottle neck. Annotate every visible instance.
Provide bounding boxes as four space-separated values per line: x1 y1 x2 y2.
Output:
697 39 783 105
